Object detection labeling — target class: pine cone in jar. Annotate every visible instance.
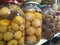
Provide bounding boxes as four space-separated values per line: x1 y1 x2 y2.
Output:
7 39 17 45
26 35 37 44
25 13 35 21
32 19 42 27
0 7 10 17
13 16 25 25
26 26 35 35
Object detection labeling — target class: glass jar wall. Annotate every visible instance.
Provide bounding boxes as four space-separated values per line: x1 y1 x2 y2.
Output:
0 0 25 45
23 1 42 45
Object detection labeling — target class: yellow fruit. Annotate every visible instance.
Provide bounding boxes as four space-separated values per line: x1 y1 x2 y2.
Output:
18 37 24 45
0 19 10 26
35 13 42 21
9 4 19 12
26 26 35 35
0 7 10 17
25 20 30 28
3 32 13 41
0 33 3 40
32 19 42 27
0 41 4 45
0 25 7 33
26 35 36 44
14 31 22 40
14 16 24 25
25 13 35 21
19 24 25 31
7 39 17 45
35 27 42 36
11 23 19 31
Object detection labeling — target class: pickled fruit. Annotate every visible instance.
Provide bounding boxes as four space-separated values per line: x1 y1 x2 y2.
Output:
0 41 4 45
14 31 22 40
0 33 3 40
18 37 24 45
0 25 7 33
7 39 17 45
32 19 41 27
3 32 13 41
11 23 19 31
0 7 10 17
26 26 35 35
25 13 35 21
14 16 24 25
26 35 36 44
0 19 10 26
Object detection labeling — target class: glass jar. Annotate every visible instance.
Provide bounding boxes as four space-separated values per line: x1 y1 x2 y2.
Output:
0 0 25 45
23 1 42 45
42 5 56 39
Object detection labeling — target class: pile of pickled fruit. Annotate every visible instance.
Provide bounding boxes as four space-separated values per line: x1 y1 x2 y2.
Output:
42 14 56 39
0 4 25 45
25 10 42 44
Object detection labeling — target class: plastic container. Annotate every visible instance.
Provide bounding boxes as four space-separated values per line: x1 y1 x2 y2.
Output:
0 0 25 45
42 5 56 39
23 1 42 45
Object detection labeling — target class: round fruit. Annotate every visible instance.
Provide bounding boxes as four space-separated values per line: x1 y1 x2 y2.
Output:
11 23 19 31
35 27 42 36
7 39 17 45
19 24 25 31
0 25 7 33
0 19 10 26
0 33 3 40
26 35 36 44
18 37 24 45
32 19 41 27
25 20 30 28
26 26 35 35
0 41 4 45
0 7 10 17
25 13 35 21
3 32 13 41
14 31 22 40
14 16 24 25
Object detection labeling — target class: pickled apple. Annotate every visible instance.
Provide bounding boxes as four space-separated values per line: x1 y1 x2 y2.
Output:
35 13 42 21
3 32 13 41
0 33 3 40
7 39 17 45
25 13 35 21
14 31 22 40
26 26 35 35
32 19 41 27
0 7 10 17
14 16 24 25
19 24 25 31
35 28 42 36
26 35 36 44
11 23 19 31
25 20 30 28
0 41 4 45
18 37 24 45
0 19 10 26
0 25 7 33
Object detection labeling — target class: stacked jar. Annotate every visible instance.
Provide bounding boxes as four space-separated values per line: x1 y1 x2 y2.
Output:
23 1 42 45
0 0 25 45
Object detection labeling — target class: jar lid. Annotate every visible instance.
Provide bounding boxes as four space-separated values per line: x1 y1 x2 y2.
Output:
0 0 22 5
